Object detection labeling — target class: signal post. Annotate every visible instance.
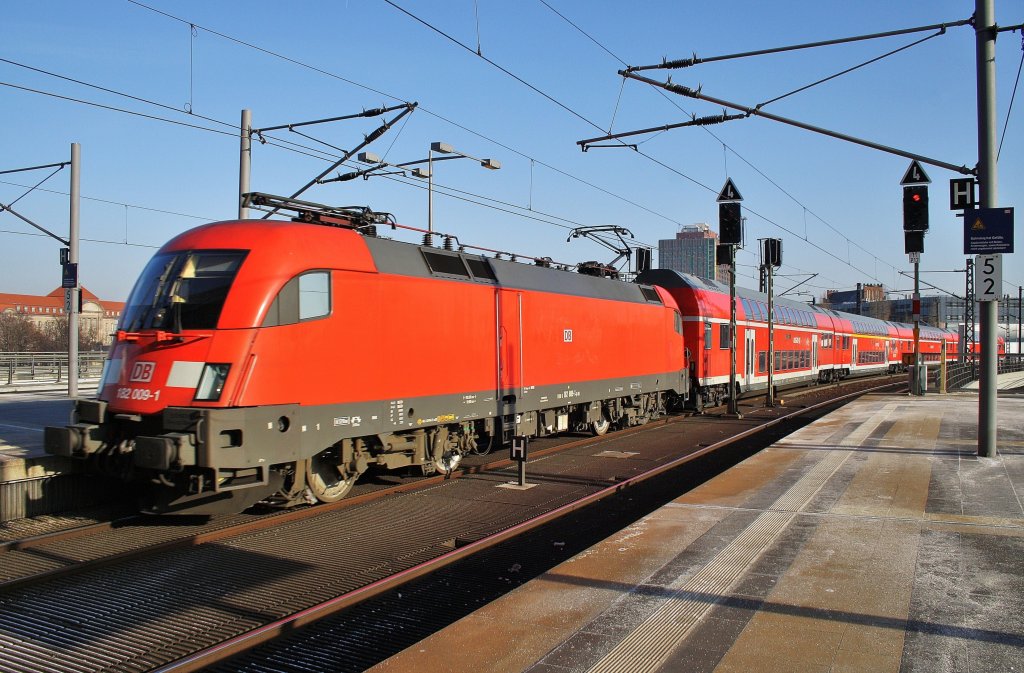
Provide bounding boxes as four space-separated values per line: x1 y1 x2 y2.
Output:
901 160 929 395
717 179 743 417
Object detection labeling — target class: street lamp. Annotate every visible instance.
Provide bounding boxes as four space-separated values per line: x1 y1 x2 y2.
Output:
422 142 500 245
325 143 500 245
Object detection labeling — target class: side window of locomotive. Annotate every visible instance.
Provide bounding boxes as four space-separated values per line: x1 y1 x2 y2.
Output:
262 270 331 327
298 271 331 320
674 310 682 334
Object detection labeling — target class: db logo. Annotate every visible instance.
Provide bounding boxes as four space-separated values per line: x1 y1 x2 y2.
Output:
563 329 573 343
129 362 156 383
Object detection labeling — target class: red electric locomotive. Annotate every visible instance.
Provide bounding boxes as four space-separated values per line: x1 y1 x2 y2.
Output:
45 197 687 514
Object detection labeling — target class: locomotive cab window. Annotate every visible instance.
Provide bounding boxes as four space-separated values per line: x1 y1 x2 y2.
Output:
262 270 331 327
121 249 247 331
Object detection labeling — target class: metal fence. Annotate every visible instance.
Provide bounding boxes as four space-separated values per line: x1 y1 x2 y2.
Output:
0 351 106 386
945 354 1024 391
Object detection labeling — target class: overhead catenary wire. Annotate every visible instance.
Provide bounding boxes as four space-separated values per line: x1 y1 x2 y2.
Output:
0 74 898 295
0 179 215 221
544 2 1024 294
120 0 688 231
533 0 910 290
756 28 949 109
2 164 64 210
0 227 161 249
7 4 1014 295
996 33 1023 161
0 78 609 245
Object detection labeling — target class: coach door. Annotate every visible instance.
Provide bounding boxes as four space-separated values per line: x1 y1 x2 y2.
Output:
812 333 818 371
745 329 756 387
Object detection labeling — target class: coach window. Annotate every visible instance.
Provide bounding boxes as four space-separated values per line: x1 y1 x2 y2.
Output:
704 321 712 349
719 323 730 349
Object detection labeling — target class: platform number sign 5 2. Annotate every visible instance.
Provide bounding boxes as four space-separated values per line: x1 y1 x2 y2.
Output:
975 254 1002 302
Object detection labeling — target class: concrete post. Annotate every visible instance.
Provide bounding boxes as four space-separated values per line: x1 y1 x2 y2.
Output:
68 142 80 398
239 109 251 219
976 0 998 457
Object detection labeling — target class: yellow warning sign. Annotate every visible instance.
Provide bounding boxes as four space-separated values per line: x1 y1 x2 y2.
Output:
972 218 985 230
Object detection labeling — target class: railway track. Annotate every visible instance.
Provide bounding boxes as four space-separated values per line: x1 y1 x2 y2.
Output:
0 373 898 582
0 376 904 673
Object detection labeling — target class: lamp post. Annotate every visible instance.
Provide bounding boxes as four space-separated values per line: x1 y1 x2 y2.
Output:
425 142 500 245
335 143 500 245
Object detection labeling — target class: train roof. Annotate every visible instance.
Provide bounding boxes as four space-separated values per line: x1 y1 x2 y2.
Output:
638 269 956 338
637 268 827 315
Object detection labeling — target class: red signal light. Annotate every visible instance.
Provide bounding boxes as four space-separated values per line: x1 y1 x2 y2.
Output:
903 185 929 232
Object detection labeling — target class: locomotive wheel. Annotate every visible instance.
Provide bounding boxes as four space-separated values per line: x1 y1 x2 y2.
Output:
305 454 357 503
590 417 610 436
434 449 463 474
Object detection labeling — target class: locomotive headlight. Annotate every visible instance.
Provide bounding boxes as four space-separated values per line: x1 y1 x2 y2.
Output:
194 364 230 401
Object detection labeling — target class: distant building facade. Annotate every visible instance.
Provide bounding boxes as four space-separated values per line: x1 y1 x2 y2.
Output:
0 288 125 347
658 223 726 282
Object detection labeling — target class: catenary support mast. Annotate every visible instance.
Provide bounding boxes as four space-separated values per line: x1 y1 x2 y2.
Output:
976 0 998 458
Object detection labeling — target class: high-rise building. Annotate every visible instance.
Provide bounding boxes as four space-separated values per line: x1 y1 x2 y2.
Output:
658 223 723 281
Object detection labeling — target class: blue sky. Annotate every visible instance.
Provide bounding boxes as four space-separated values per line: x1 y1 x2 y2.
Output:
1 1 1021 306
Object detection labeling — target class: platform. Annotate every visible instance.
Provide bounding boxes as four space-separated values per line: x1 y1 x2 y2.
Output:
960 369 1024 391
0 388 101 520
370 393 1024 673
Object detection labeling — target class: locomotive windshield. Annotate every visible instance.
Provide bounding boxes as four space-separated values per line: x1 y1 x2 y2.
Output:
120 250 248 331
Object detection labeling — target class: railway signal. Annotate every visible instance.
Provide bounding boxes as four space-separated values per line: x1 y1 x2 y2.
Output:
900 161 930 394
761 238 782 408
716 179 744 417
903 185 929 232
905 230 924 254
718 203 742 245
717 179 743 246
